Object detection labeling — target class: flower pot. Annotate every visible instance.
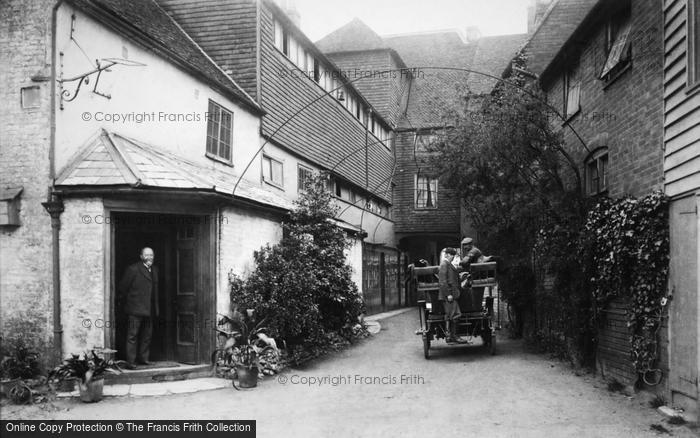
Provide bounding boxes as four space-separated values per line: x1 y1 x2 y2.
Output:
234 366 258 388
78 379 104 403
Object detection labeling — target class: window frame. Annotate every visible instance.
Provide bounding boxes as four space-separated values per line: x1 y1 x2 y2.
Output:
688 0 700 91
415 174 438 209
563 63 582 119
297 164 314 192
600 6 632 83
261 154 284 189
205 100 233 164
584 148 609 196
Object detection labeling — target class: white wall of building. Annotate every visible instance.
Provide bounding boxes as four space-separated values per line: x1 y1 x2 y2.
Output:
54 6 261 184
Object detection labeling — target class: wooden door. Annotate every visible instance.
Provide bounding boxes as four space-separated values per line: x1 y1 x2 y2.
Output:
668 195 699 412
175 223 198 364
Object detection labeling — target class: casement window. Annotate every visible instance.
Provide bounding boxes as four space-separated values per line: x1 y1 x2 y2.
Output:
564 64 581 118
288 36 298 65
689 0 700 89
313 59 320 82
206 100 233 163
306 53 315 78
585 148 609 195
274 20 284 51
297 164 313 192
415 174 438 209
262 155 284 187
600 6 632 80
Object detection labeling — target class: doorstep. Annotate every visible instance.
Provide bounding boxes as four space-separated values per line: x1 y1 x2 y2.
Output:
56 377 231 398
106 363 212 385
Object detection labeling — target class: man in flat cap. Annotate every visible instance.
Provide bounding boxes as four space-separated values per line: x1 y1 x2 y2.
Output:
459 237 485 269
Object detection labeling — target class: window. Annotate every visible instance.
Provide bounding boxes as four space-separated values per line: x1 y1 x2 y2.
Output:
262 155 283 187
313 59 320 82
600 6 632 80
585 148 609 195
297 164 313 192
415 174 438 209
564 64 581 118
689 0 700 89
288 36 298 65
206 100 233 162
306 53 315 78
274 20 284 51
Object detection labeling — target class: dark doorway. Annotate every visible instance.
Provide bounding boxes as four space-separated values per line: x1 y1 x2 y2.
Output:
112 212 212 364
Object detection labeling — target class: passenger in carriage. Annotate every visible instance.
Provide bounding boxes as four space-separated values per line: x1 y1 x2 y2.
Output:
438 247 462 343
459 237 485 270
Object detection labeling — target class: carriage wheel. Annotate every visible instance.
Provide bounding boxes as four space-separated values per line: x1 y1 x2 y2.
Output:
423 334 430 359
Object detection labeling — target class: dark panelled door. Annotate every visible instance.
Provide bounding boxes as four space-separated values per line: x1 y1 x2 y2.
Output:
175 224 198 364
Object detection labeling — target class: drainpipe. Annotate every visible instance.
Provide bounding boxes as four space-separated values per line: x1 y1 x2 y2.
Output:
40 0 65 365
42 197 64 365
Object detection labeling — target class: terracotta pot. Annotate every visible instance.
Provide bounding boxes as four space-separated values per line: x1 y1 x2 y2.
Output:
234 366 258 388
78 378 104 403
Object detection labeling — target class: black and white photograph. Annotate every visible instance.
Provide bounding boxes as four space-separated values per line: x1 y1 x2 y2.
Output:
1 0 699 436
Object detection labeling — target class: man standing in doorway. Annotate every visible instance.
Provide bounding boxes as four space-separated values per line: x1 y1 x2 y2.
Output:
118 247 159 369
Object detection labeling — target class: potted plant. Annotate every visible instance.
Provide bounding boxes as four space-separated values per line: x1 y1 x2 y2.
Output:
0 335 40 401
211 308 280 389
48 348 121 402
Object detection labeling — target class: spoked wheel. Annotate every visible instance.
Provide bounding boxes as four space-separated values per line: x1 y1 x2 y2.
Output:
423 334 430 359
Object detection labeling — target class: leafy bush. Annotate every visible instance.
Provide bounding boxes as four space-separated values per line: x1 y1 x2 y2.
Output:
229 174 365 364
0 334 40 380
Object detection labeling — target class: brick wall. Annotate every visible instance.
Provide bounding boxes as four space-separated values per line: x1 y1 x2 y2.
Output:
0 0 56 368
538 0 665 384
541 0 664 199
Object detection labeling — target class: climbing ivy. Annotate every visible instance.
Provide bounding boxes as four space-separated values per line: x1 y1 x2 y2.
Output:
583 191 669 374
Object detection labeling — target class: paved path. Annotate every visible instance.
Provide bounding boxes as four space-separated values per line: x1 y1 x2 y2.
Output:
3 309 696 437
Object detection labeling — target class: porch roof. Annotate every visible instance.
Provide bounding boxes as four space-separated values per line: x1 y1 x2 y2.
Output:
55 129 294 211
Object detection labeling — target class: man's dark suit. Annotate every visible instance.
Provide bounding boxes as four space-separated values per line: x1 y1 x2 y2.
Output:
118 263 159 364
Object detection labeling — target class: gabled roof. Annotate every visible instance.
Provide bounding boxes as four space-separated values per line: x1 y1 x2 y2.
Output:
316 18 387 53
467 33 529 95
56 130 293 211
67 0 262 114
519 0 599 77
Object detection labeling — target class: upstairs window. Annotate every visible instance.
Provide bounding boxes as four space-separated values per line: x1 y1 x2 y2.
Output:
262 154 283 188
564 63 581 118
585 148 609 195
297 164 313 192
689 0 700 89
274 20 284 51
206 100 233 163
415 129 445 152
415 174 438 209
600 6 632 81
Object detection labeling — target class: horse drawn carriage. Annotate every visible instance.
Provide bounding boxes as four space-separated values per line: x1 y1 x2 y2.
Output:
410 259 498 359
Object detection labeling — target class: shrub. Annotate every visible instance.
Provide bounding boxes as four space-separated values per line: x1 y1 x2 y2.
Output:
0 334 41 380
229 174 365 364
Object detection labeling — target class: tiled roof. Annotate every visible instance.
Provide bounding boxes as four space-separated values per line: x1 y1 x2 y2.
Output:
467 33 529 95
520 0 599 76
316 18 387 53
67 0 262 114
55 130 294 211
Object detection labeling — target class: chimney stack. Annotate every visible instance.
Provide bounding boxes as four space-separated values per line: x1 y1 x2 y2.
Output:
465 26 481 43
527 0 550 34
276 0 301 27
